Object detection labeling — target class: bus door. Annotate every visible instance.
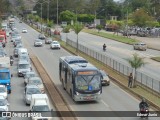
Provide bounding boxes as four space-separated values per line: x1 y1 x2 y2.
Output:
66 69 72 92
64 67 68 90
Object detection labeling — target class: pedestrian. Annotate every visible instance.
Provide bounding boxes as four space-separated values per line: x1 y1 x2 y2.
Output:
128 73 133 88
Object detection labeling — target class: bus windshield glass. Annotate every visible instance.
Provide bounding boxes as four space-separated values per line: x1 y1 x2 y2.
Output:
75 74 101 91
0 72 9 80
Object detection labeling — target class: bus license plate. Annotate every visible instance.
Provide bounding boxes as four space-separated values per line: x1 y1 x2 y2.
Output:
84 96 93 100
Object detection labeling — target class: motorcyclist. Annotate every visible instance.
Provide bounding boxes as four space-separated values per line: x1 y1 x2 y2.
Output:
103 44 106 51
10 55 14 60
139 98 149 109
10 55 14 66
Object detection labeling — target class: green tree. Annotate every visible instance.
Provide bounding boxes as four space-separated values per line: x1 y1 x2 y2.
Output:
126 53 146 87
47 20 54 28
72 22 84 54
131 8 152 27
59 10 76 23
63 25 71 40
96 25 103 33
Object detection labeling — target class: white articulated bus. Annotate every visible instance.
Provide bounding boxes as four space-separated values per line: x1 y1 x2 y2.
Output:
59 56 102 102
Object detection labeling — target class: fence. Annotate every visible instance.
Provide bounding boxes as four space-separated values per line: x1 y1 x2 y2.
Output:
66 39 160 94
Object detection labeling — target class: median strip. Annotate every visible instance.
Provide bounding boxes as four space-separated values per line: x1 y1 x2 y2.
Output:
30 55 77 120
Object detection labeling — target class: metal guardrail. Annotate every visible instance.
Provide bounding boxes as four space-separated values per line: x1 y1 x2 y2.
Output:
66 39 160 95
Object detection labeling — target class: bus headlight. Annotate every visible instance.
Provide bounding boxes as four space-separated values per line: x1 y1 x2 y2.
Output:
76 92 80 95
6 83 10 86
96 91 101 94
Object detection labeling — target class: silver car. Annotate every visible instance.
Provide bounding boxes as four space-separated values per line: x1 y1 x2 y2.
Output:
34 39 43 47
100 70 110 86
133 42 147 51
45 37 52 44
23 85 41 105
17 61 32 77
24 71 36 85
28 77 44 93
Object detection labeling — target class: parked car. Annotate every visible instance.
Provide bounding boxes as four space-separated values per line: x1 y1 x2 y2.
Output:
50 41 60 49
34 39 43 47
0 85 7 99
38 33 45 40
45 37 52 44
133 42 147 51
100 70 110 86
17 60 32 77
0 96 9 111
23 85 41 105
27 77 44 93
22 28 27 33
24 71 36 85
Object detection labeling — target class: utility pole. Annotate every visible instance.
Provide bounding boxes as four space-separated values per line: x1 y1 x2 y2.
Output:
57 0 59 25
40 3 42 33
47 0 49 22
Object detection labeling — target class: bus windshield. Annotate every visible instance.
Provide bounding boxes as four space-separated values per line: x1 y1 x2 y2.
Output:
75 75 101 91
0 72 9 80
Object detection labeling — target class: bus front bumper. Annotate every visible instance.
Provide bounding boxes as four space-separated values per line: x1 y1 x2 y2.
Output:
74 94 101 101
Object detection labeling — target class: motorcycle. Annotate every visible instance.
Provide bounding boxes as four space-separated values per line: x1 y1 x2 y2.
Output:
103 44 106 52
10 56 14 66
140 106 149 119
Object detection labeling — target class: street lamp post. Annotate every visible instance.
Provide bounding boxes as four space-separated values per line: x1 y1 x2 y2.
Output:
94 9 105 27
47 0 50 22
57 0 59 26
32 0 50 32
40 3 42 32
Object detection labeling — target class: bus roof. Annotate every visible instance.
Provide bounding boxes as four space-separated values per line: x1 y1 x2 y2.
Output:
69 62 99 72
60 56 88 64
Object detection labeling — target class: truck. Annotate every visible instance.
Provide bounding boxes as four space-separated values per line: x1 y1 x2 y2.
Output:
1 23 8 31
30 94 53 120
0 30 7 46
0 57 12 93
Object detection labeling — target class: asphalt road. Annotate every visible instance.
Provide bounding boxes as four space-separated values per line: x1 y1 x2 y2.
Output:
4 27 58 120
14 20 160 120
60 31 160 81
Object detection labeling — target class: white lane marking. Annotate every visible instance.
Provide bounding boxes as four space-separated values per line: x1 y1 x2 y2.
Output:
101 100 109 108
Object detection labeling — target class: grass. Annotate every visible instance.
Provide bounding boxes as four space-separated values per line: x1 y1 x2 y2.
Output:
59 40 160 109
151 57 160 62
82 29 139 44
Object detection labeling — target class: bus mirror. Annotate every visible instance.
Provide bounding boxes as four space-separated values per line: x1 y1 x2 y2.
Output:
11 74 13 77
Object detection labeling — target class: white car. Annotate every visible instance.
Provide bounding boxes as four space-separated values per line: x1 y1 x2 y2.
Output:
34 39 43 47
50 41 60 49
22 28 27 33
0 85 7 99
0 96 9 111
